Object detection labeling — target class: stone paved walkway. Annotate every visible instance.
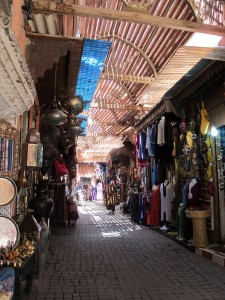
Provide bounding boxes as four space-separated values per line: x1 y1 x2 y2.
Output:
26 201 225 300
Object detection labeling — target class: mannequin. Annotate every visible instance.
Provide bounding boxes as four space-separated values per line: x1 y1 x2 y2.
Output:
177 177 201 240
187 178 201 208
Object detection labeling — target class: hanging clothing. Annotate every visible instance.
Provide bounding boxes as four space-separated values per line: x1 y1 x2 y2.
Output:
146 126 151 154
187 179 201 208
150 185 161 227
182 180 190 206
157 116 165 146
105 183 117 213
0 267 15 296
152 159 158 186
160 181 173 222
177 180 190 240
146 126 156 157
139 131 149 160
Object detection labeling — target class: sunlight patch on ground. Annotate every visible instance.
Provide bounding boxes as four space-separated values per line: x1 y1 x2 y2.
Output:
92 215 102 222
78 207 88 214
101 231 121 237
135 225 142 230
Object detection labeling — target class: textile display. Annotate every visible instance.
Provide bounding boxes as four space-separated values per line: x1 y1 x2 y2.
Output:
150 185 161 227
0 267 14 300
160 181 173 222
200 101 210 135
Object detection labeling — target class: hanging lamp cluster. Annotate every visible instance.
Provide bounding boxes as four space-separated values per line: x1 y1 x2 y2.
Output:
41 66 86 143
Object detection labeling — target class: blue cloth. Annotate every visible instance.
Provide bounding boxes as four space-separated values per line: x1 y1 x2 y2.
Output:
0 268 14 282
139 131 149 160
182 180 190 206
0 267 15 292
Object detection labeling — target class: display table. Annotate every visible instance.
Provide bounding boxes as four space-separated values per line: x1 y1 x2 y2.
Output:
186 210 211 248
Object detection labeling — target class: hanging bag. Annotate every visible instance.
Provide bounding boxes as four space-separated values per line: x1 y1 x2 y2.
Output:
54 157 68 176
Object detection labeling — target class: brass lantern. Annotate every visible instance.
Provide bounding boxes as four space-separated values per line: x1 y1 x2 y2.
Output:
41 66 67 127
67 115 82 143
61 95 85 115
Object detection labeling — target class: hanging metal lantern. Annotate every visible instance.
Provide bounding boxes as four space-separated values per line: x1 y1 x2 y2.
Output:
66 115 82 140
60 95 85 115
41 103 67 127
67 125 82 139
22 128 43 170
40 125 61 145
41 66 67 127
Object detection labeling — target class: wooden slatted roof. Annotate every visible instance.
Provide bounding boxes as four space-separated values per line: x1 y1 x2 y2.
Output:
26 0 225 163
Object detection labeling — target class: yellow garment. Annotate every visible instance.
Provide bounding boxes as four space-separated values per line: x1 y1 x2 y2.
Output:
207 164 212 179
205 135 211 148
172 141 176 157
186 131 193 148
207 149 213 162
200 101 210 135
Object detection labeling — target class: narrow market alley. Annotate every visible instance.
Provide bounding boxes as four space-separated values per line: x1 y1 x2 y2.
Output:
25 201 225 300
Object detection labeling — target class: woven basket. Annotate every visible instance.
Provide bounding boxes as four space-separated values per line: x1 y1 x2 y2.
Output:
185 210 211 219
185 210 211 248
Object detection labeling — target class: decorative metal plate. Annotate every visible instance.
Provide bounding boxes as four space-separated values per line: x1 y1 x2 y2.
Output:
0 215 20 249
0 176 17 206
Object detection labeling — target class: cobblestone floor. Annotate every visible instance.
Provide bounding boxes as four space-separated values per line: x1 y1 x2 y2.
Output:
26 201 225 300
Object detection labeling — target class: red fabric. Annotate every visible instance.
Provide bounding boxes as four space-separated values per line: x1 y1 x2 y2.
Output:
55 158 68 176
150 185 161 227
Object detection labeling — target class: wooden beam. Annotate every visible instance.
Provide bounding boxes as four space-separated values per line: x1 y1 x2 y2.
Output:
85 132 120 137
26 31 81 41
100 72 154 84
32 1 225 36
183 46 225 61
88 119 131 126
90 102 149 111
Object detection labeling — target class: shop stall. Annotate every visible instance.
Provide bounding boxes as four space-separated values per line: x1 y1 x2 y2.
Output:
130 61 225 248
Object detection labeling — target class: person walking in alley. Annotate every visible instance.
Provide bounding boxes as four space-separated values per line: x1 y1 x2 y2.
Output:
96 179 103 202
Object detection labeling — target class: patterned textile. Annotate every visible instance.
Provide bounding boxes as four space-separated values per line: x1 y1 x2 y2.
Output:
150 185 161 226
105 184 117 212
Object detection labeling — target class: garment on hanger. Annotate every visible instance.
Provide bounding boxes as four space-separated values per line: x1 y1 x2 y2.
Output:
146 126 151 154
182 180 190 206
136 134 140 157
146 125 156 157
157 116 165 146
152 158 158 186
160 180 173 222
139 131 149 160
187 178 201 208
150 184 161 226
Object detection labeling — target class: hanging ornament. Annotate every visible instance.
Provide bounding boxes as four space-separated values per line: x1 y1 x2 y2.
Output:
60 95 86 115
66 115 83 141
41 66 67 127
